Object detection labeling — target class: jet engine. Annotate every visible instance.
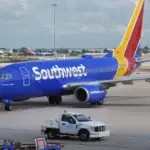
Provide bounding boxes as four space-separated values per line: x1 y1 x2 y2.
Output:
74 85 107 103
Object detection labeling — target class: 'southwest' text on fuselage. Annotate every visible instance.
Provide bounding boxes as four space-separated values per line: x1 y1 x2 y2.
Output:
32 64 87 80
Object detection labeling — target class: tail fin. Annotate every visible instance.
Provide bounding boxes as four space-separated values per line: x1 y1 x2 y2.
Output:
113 0 145 58
26 47 36 55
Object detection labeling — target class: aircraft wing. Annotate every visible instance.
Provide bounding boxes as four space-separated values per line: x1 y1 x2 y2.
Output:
63 75 150 90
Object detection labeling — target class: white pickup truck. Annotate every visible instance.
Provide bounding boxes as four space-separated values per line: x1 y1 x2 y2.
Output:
41 111 110 141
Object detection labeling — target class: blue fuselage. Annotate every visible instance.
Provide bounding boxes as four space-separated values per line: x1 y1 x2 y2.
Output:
0 57 137 100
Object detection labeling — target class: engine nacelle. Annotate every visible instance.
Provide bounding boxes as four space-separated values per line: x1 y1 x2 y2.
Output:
74 85 107 103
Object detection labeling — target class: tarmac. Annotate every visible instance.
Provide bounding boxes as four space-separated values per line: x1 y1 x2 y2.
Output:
0 72 150 150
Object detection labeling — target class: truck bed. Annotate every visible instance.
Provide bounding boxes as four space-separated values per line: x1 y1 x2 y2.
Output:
41 120 59 129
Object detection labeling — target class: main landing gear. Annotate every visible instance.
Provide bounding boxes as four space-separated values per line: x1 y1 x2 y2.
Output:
48 95 62 105
90 101 104 106
1 99 13 111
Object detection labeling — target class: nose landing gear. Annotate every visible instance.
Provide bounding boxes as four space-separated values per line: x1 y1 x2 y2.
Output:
2 99 13 111
5 104 12 111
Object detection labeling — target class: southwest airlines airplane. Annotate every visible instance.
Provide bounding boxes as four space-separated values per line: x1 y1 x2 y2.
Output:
0 0 149 111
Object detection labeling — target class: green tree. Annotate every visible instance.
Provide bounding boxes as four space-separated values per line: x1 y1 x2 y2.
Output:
144 46 148 49
82 49 89 53
103 48 110 53
142 46 148 54
12 49 19 53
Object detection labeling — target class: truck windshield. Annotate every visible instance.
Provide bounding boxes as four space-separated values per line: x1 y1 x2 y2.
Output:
73 114 91 122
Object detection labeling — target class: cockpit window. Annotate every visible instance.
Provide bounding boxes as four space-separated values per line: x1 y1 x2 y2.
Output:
0 74 12 80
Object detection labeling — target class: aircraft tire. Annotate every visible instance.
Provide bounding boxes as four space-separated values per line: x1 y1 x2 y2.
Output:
90 102 97 105
55 96 62 104
5 104 12 111
90 101 104 106
97 101 104 105
48 96 62 104
48 98 55 104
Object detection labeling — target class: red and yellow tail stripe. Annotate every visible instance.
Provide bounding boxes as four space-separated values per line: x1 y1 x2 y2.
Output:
113 0 145 78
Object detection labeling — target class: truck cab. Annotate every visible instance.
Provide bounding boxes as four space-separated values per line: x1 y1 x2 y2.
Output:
41 111 110 141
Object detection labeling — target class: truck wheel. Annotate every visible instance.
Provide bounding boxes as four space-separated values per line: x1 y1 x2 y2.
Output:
47 130 57 139
79 130 90 141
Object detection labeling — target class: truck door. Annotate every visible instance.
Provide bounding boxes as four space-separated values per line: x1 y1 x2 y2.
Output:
19 67 30 86
59 114 77 135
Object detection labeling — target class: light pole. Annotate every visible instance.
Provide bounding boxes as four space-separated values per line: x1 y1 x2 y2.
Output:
51 4 57 50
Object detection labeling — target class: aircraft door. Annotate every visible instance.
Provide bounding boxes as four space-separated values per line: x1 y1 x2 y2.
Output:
19 67 30 86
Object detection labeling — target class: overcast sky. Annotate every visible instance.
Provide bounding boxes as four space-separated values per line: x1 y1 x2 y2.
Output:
0 0 149 49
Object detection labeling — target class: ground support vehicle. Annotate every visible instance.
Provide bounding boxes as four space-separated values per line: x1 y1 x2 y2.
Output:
41 110 110 141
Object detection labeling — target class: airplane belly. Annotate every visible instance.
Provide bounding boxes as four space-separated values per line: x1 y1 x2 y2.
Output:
36 79 62 95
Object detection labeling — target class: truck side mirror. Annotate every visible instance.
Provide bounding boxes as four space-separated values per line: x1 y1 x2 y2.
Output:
88 116 91 119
